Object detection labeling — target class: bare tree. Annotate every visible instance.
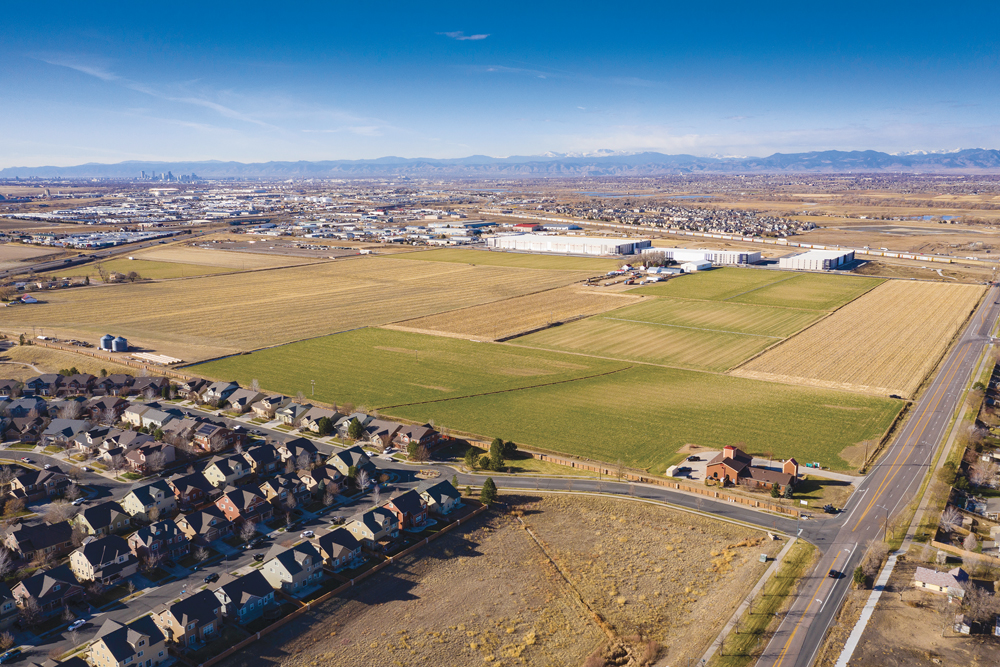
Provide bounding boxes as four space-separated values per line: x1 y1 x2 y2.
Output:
20 596 42 627
143 387 156 402
296 391 306 403
44 501 78 524
145 452 166 474
59 401 83 420
964 532 979 552
71 525 89 548
323 485 337 507
0 467 16 492
250 378 260 392
125 580 136 595
62 605 75 623
969 461 999 488
147 506 160 523
3 498 25 520
194 547 209 561
239 519 257 543
372 485 381 507
962 582 999 623
65 483 82 501
296 451 312 472
940 506 963 533
109 453 127 479
99 407 119 427
356 468 371 491
209 432 230 453
0 631 14 651
0 550 13 580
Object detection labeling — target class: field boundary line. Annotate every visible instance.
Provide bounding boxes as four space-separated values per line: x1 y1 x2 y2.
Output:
726 310 837 373
500 341 729 376
375 364 634 410
600 317 784 338
720 274 800 302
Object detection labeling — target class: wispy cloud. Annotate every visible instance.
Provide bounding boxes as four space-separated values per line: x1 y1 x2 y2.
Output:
38 55 119 82
477 64 659 87
438 31 489 41
303 126 385 137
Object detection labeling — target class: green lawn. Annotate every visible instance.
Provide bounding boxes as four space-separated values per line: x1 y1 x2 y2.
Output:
390 247 623 271
6 443 36 451
631 268 791 301
605 297 823 337
67 258 233 280
389 364 902 473
192 327 630 409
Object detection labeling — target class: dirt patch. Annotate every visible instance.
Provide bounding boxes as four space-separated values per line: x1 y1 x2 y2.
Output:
407 383 453 392
839 441 877 469
374 346 419 354
823 404 862 411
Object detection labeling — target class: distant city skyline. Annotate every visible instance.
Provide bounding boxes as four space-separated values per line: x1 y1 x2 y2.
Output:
3 1 999 167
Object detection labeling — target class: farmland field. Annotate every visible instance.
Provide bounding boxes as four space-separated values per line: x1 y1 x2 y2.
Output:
733 281 985 397
67 258 233 280
192 327 631 409
134 245 319 269
389 364 902 472
631 268 883 310
393 247 624 271
0 243 63 270
393 287 641 340
1 257 593 361
512 316 774 371
603 298 823 337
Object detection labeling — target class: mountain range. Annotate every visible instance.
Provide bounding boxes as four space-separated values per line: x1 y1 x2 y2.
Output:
4 149 1000 179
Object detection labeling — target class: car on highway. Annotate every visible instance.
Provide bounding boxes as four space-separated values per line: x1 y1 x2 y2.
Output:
20 457 30 463
828 569 841 579
300 530 315 538
204 573 219 583
68 618 86 631
0 649 21 664
72 498 86 506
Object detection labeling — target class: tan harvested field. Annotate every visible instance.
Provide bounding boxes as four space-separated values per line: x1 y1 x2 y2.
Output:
215 495 779 667
0 257 593 362
0 345 136 380
733 281 985 397
0 243 64 269
131 245 317 269
391 287 641 340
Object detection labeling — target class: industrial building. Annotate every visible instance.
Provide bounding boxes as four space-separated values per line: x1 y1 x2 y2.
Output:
681 260 713 273
778 249 855 271
486 234 652 256
641 247 762 265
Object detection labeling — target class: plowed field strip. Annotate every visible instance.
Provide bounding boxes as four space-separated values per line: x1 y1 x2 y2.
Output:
602 317 783 338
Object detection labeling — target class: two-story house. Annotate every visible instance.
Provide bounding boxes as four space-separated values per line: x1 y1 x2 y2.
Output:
192 423 245 452
3 521 75 561
315 529 362 570
176 507 231 546
122 406 176 430
419 480 463 516
210 570 275 624
10 467 70 501
334 412 371 438
383 489 428 530
258 473 309 508
300 407 344 434
250 395 288 419
69 535 139 584
202 381 239 405
128 519 190 561
297 465 342 497
76 501 131 537
42 418 91 444
395 423 440 450
225 388 263 413
167 472 217 508
276 438 320 467
22 374 62 397
61 373 97 396
12 564 84 618
328 445 377 480
121 481 178 522
215 486 272 524
203 454 251 488
125 443 176 475
275 402 310 426
176 378 209 401
347 507 399 549
89 616 167 667
260 542 324 594
242 444 282 476
363 419 403 450
0 584 20 631
131 377 169 398
5 396 47 418
87 396 129 422
153 590 223 648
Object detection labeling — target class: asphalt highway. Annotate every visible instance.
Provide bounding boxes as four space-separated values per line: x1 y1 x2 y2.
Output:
756 283 1000 667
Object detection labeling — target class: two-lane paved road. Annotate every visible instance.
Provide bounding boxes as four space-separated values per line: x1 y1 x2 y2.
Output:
756 283 1000 667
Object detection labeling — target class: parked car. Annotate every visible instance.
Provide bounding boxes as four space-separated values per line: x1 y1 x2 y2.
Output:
72 498 86 506
253 553 265 562
43 464 52 470
68 619 86 631
300 530 315 538
686 455 700 461
19 457 30 463
0 649 21 664
204 573 219 583
823 504 838 514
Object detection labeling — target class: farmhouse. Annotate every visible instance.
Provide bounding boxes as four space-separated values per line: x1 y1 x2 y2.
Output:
705 445 797 493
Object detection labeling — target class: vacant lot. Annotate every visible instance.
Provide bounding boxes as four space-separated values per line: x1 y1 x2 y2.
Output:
605 298 823 337
1 257 593 361
214 495 780 667
389 364 902 472
394 287 640 340
734 281 985 397
394 247 624 271
0 243 63 270
135 245 319 269
68 258 233 280
1 345 136 380
631 269 883 311
192 327 630 409
513 316 774 372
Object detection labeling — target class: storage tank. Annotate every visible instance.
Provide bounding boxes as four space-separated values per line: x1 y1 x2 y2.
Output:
111 336 128 352
100 334 114 351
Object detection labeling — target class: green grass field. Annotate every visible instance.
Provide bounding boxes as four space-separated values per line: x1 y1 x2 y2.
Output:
631 268 884 310
68 258 233 280
605 298 823 337
511 317 774 371
727 273 883 310
191 327 631 409
389 364 902 472
391 247 623 271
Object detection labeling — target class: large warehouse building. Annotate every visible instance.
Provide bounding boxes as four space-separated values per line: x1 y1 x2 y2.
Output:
486 233 652 256
641 247 762 265
779 249 855 271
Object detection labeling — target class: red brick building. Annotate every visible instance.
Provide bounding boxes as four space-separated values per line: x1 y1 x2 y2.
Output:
705 446 797 493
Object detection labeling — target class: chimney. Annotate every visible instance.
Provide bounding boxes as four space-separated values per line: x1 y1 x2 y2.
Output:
723 445 735 458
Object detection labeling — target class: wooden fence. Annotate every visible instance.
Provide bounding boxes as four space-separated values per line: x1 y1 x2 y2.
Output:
30 339 196 380
195 502 488 667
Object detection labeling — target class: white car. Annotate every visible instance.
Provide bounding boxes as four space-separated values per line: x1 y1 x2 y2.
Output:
44 464 52 470
68 619 86 631
300 530 315 539
72 498 86 506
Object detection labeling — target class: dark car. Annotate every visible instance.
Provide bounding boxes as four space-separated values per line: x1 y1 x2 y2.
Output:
686 455 700 462
0 649 21 664
204 573 219 584
675 466 691 474
889 394 903 400
823 504 838 514
828 569 840 579
253 553 265 562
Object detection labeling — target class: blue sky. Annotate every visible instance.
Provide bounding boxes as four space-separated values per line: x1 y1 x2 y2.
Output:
2 1 999 166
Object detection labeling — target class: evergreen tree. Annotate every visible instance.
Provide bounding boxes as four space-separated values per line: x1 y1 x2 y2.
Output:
347 418 364 440
480 477 498 505
464 448 477 470
489 438 505 471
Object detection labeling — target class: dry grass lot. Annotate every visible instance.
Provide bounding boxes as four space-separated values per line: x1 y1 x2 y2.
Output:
734 281 985 397
0 257 593 361
129 245 319 269
0 243 64 270
393 288 641 340
215 495 779 667
0 345 136 380
395 247 625 271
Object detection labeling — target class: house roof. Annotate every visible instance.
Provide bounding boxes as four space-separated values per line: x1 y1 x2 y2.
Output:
75 535 132 567
745 467 794 487
419 480 461 504
387 489 425 516
708 446 754 468
126 480 173 507
221 486 266 512
130 519 185 549
212 570 272 606
280 437 318 457
316 528 361 558
156 589 220 628
168 472 215 495
94 616 164 662
332 445 373 471
43 419 91 439
6 521 74 552
16 564 80 603
243 444 281 466
15 467 70 488
178 506 228 535
915 566 968 589
80 501 127 529
263 542 321 577
208 454 245 477
302 407 342 423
